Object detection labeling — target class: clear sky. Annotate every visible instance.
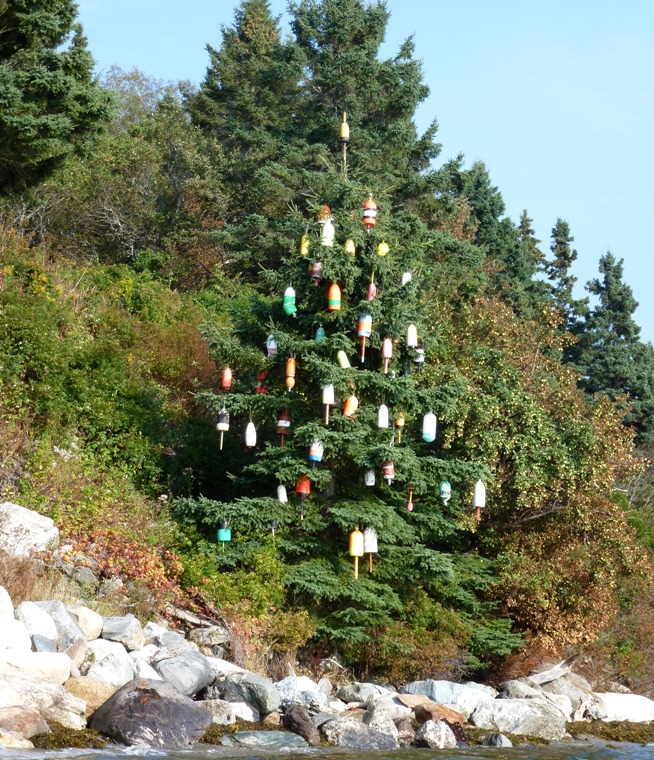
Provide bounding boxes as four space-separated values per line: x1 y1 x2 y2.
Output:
76 1 654 342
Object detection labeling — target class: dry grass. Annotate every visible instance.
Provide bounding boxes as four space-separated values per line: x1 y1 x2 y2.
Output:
0 549 76 605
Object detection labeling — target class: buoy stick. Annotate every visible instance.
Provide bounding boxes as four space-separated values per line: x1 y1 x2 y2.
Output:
325 404 330 425
354 555 359 580
476 507 481 524
368 553 373 573
219 432 224 450
360 336 366 363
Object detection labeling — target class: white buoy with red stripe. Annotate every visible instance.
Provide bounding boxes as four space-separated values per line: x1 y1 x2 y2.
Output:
363 528 378 573
362 194 378 232
276 410 291 446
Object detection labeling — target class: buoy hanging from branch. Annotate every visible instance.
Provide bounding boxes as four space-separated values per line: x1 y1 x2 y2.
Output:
276 410 291 446
277 484 288 503
363 528 378 573
357 313 372 362
221 367 233 390
422 412 437 443
266 334 277 358
255 371 268 394
407 324 418 348
343 393 359 418
216 406 229 450
414 346 425 369
315 324 326 341
337 350 351 369
300 233 310 257
349 528 364 579
406 485 414 512
365 469 376 487
377 241 389 257
344 238 355 255
395 412 405 444
323 383 335 424
283 286 297 317
382 460 395 485
474 480 486 524
377 404 389 428
328 283 341 312
285 357 296 390
382 338 393 374
367 273 377 301
296 475 310 521
401 271 412 285
340 112 350 175
309 259 322 284
319 206 335 248
440 480 451 504
245 421 257 448
217 520 231 550
309 439 324 463
362 194 378 231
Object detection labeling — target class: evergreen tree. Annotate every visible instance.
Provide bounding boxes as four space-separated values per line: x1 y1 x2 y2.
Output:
572 252 654 444
0 0 114 192
546 218 588 331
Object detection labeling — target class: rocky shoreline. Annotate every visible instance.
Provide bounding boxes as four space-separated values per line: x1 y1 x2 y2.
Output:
2 501 654 751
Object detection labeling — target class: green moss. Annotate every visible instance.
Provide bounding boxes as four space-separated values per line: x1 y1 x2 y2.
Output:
31 722 106 750
200 719 282 745
464 727 550 746
567 721 654 744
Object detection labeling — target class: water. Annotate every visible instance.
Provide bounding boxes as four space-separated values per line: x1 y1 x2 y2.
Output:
3 744 654 760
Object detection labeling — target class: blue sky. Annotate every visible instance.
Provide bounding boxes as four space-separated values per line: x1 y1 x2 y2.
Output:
76 1 654 342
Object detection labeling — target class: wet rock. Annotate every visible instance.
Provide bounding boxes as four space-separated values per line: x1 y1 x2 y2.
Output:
401 679 496 718
415 719 458 749
89 678 212 748
221 671 281 715
396 718 415 746
0 672 86 729
483 732 513 747
320 715 399 750
228 701 260 722
282 703 321 745
220 730 307 750
0 728 33 748
471 697 567 741
414 700 466 726
0 705 49 738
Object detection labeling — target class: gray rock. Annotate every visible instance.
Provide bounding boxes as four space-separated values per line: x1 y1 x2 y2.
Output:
320 716 399 750
90 678 212 748
151 649 214 697
155 630 197 652
15 601 57 640
337 682 388 703
282 703 321 745
401 679 496 717
31 634 56 653
275 675 330 712
317 677 333 695
220 730 307 749
0 705 49 739
0 502 59 558
396 718 415 746
0 672 86 729
33 600 87 666
87 653 135 688
542 674 596 713
188 626 229 649
471 697 567 741
415 720 458 749
230 701 260 722
362 710 398 742
102 614 145 651
198 699 235 725
0 651 71 684
222 671 281 715
483 732 513 747
501 679 543 699
72 566 97 586
67 606 103 641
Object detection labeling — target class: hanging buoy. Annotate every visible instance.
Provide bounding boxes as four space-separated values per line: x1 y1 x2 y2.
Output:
407 324 418 348
357 313 372 362
367 278 377 301
377 241 389 257
406 485 414 512
296 475 311 520
395 412 405 444
283 286 297 317
309 439 324 463
362 194 378 231
276 410 291 446
255 370 268 394
327 282 342 311
277 484 288 503
377 404 389 428
266 334 277 358
321 218 335 248
337 350 351 369
422 412 437 443
401 271 412 285
440 480 451 504
340 112 350 145
414 346 425 369
271 520 278 537
382 460 395 484
300 233 310 257
349 528 364 579
474 480 486 524
245 421 257 448
310 259 322 284
363 527 378 573
315 324 326 341
216 406 229 450
382 338 393 374
344 238 355 255
323 383 335 424
221 367 233 390
286 357 296 390
217 520 231 549
343 393 358 418
365 469 376 487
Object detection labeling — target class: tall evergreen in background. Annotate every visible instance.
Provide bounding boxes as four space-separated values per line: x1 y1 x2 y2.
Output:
546 218 588 333
0 0 114 192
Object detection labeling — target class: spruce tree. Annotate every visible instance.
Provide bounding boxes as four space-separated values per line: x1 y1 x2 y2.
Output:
546 218 588 332
0 0 114 192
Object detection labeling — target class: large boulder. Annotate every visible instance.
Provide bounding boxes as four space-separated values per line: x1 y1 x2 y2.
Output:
0 587 13 619
0 651 71 684
337 682 389 704
415 720 458 749
470 697 567 741
0 729 33 749
67 605 103 641
90 678 212 748
188 625 229 652
0 502 59 558
197 699 235 726
221 671 281 715
401 680 496 718
0 672 86 729
102 614 145 651
82 639 134 687
596 693 654 722
275 675 330 712
15 601 58 641
0 705 49 739
320 715 399 750
282 704 321 745
64 676 117 717
0 619 31 651
154 630 198 652
151 649 214 697
33 601 87 666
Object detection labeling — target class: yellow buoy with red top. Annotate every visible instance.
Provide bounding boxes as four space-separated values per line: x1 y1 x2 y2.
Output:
349 528 364 579
286 357 296 390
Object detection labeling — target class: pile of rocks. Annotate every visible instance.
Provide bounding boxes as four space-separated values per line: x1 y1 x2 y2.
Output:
2 501 654 751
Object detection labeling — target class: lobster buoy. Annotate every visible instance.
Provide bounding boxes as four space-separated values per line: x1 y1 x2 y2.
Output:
382 338 393 374
296 475 311 520
327 282 342 312
216 406 229 450
474 480 486 524
315 324 326 341
362 194 378 231
309 439 324 463
358 313 372 362
367 278 377 301
340 112 350 145
440 480 451 504
285 357 296 390
406 485 414 512
382 460 395 484
321 218 335 248
363 527 378 573
221 367 233 390
344 238 355 255
395 412 405 444
422 412 437 443
343 394 359 418
377 404 389 428
309 259 322 284
401 271 412 285
300 233 310 257
414 346 425 369
266 334 277 358
349 528 364 579
245 421 257 448
283 286 297 317
407 324 418 348
377 241 389 257
217 520 231 549
337 350 351 369
365 469 376 487
277 484 288 503
323 383 335 424
276 410 291 445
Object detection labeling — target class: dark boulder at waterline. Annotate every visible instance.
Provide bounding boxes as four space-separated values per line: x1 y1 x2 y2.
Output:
90 678 212 748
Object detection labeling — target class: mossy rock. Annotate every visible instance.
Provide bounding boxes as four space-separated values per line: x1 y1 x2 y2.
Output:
31 722 106 750
464 726 550 746
201 719 282 745
567 721 654 744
